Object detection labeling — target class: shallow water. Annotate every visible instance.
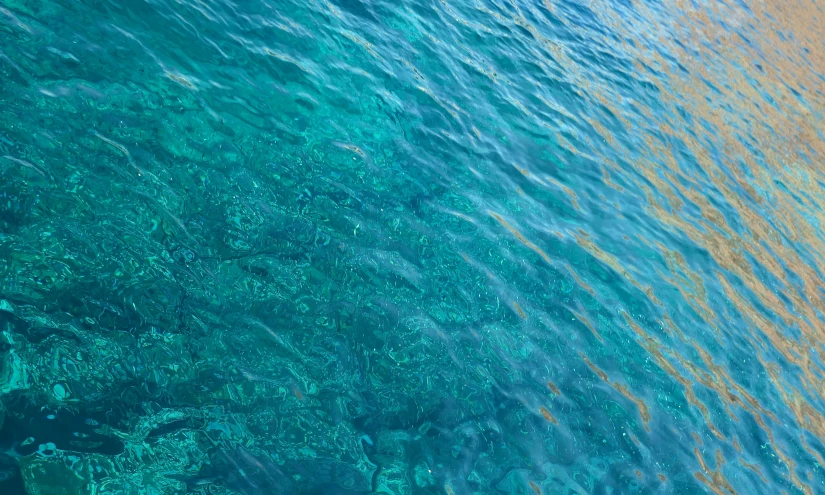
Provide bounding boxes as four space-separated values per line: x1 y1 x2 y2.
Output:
1 0 825 493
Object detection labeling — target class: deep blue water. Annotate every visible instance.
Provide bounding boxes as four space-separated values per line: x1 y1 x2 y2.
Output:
1 0 825 493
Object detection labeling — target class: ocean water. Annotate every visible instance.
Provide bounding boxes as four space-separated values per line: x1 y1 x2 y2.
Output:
1 0 824 493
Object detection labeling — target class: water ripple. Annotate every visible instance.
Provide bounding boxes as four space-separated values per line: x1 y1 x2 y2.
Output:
1 0 824 493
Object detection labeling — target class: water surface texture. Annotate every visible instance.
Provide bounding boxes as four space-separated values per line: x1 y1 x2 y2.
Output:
1 0 825 493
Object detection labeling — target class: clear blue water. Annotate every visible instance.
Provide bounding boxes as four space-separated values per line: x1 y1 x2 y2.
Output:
1 0 825 493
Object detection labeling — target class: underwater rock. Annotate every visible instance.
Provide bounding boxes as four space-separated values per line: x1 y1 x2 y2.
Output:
373 461 413 495
18 452 86 495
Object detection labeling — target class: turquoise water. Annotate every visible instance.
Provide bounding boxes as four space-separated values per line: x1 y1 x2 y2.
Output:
1 0 825 493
